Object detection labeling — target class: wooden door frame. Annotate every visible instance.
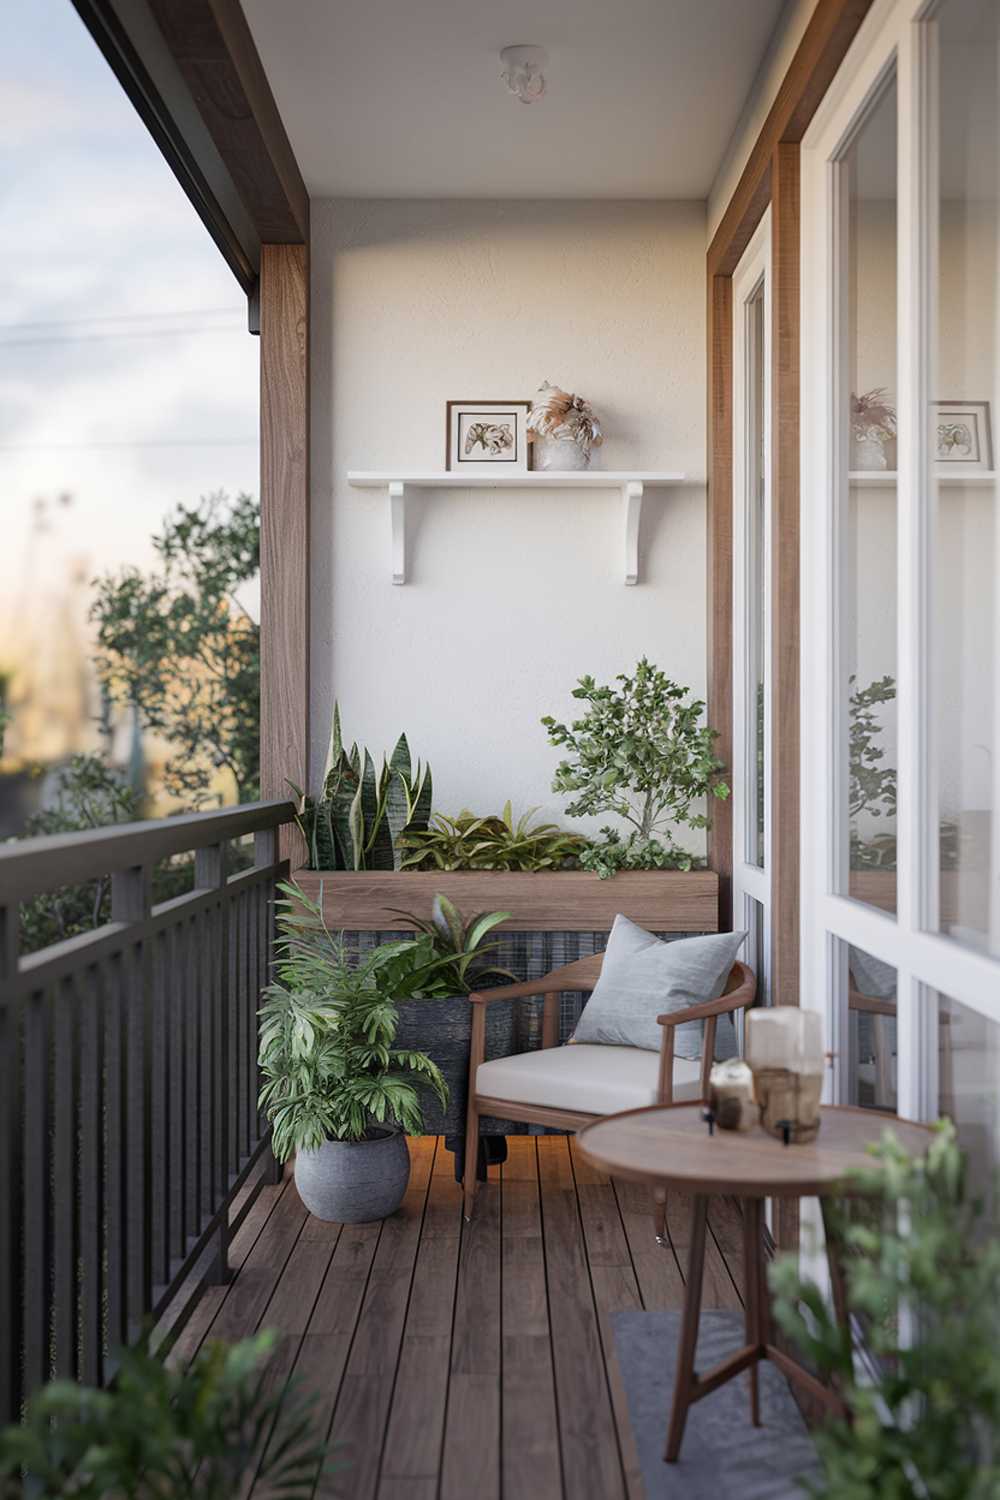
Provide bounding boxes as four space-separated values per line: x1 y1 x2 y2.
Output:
707 0 875 1010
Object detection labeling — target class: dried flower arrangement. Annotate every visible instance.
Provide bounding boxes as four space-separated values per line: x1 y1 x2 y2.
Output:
527 381 604 456
851 387 897 441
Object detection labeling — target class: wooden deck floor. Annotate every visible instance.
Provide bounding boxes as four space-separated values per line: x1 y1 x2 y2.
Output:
173 1135 746 1500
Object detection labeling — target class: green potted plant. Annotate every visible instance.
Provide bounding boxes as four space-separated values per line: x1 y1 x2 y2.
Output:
388 893 516 1141
0 1332 329 1498
258 884 449 1222
769 1119 1000 1499
399 802 589 871
542 657 729 878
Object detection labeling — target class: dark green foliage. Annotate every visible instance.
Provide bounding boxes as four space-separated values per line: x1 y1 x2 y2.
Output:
542 658 729 878
16 755 140 953
257 883 450 1154
0 1332 329 1498
12 754 198 955
769 1120 1000 1499
91 491 260 806
400 803 589 872
385 892 515 994
295 704 432 870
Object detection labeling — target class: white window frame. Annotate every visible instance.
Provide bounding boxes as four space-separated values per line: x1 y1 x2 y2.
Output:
732 209 773 995
800 0 1000 1123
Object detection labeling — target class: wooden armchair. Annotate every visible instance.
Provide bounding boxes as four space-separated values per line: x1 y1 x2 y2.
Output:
463 954 756 1225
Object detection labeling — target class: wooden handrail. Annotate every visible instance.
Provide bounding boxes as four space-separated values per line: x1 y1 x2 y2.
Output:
0 799 296 903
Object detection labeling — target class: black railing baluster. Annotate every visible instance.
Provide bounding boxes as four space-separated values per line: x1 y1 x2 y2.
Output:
0 800 293 1428
22 985 50 1397
51 977 78 1379
78 962 103 1385
167 921 184 1266
0 902 22 1424
149 929 169 1292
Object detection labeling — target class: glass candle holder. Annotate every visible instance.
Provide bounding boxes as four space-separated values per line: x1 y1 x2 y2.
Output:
707 1058 756 1131
746 1008 824 1144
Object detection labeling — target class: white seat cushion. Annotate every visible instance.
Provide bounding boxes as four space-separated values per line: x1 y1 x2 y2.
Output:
475 1044 703 1116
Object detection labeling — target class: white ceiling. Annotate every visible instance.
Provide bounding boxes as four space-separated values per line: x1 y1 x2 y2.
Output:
242 0 788 199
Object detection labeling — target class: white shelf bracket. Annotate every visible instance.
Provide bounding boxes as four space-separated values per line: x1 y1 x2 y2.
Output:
389 481 406 585
623 480 644 585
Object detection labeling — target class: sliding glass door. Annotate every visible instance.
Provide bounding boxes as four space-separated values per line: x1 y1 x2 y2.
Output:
801 0 1000 1176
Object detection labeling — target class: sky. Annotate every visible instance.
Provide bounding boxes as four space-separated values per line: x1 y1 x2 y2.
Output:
0 0 259 761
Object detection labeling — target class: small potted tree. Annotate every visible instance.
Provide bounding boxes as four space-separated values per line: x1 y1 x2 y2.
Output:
258 884 449 1222
541 656 730 878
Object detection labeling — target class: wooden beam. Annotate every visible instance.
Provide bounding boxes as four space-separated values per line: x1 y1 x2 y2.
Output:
260 244 309 864
707 273 734 931
145 0 308 245
708 0 873 276
770 143 802 1011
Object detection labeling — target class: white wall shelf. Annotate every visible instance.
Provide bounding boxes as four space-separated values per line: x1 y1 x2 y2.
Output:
849 469 997 487
346 470 689 585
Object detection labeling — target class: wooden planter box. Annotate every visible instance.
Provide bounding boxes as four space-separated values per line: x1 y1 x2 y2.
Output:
293 869 719 933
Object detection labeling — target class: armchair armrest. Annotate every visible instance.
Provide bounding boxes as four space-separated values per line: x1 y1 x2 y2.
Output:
655 960 756 1104
468 952 604 1007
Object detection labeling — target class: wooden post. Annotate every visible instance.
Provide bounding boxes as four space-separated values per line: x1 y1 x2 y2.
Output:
260 243 309 868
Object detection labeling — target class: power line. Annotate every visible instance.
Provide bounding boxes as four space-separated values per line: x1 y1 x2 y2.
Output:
0 324 245 349
0 438 257 452
0 306 243 331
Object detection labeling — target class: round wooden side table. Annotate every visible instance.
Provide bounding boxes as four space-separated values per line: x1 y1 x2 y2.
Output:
576 1102 931 1464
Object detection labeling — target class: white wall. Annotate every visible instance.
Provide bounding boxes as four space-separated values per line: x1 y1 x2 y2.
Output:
310 198 709 843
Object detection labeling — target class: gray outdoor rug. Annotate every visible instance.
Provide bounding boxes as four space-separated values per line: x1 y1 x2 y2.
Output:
611 1309 820 1500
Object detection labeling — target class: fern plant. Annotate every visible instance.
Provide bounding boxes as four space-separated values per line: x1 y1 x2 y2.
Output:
400 803 589 872
294 704 432 871
258 883 449 1157
0 1332 328 1499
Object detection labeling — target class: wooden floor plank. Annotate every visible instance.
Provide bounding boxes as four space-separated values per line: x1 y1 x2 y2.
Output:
319 1136 436 1500
501 1138 562 1500
379 1142 461 1492
613 1175 686 1311
167 1178 288 1369
439 1157 501 1500
569 1140 644 1500
538 1137 627 1500
178 1137 753 1500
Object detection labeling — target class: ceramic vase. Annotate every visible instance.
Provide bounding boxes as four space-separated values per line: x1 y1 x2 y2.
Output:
533 435 591 471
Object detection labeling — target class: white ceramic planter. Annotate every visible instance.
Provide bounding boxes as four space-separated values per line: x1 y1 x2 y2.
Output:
294 1128 410 1222
532 434 591 471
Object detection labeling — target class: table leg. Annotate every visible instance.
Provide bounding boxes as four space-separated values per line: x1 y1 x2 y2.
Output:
664 1194 709 1463
820 1196 852 1399
742 1199 763 1426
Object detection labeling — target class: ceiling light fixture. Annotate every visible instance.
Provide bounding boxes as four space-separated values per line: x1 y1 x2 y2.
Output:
500 45 548 104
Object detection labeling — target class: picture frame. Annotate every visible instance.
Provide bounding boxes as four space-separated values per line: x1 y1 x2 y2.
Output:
446 400 532 474
933 400 993 472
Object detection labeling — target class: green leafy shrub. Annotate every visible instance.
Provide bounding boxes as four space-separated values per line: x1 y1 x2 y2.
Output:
386 892 514 994
258 883 449 1156
400 803 589 872
0 1332 328 1499
769 1120 1000 1500
542 659 728 878
295 704 431 870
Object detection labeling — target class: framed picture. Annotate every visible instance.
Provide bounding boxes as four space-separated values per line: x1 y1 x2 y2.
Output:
446 400 531 474
933 400 993 471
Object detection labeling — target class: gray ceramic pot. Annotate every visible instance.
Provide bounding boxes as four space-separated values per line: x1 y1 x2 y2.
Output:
294 1128 410 1222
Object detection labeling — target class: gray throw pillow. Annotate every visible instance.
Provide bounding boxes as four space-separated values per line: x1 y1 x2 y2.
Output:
573 915 748 1060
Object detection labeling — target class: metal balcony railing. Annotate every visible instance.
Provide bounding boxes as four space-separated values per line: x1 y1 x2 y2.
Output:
0 798 297 1427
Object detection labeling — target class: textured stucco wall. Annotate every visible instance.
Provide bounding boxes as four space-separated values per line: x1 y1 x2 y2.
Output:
310 198 709 843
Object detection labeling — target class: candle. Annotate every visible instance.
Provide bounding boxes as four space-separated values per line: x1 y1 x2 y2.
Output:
708 1058 756 1131
746 1008 824 1144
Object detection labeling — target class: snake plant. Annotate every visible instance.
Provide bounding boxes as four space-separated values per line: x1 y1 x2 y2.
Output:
294 704 432 871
